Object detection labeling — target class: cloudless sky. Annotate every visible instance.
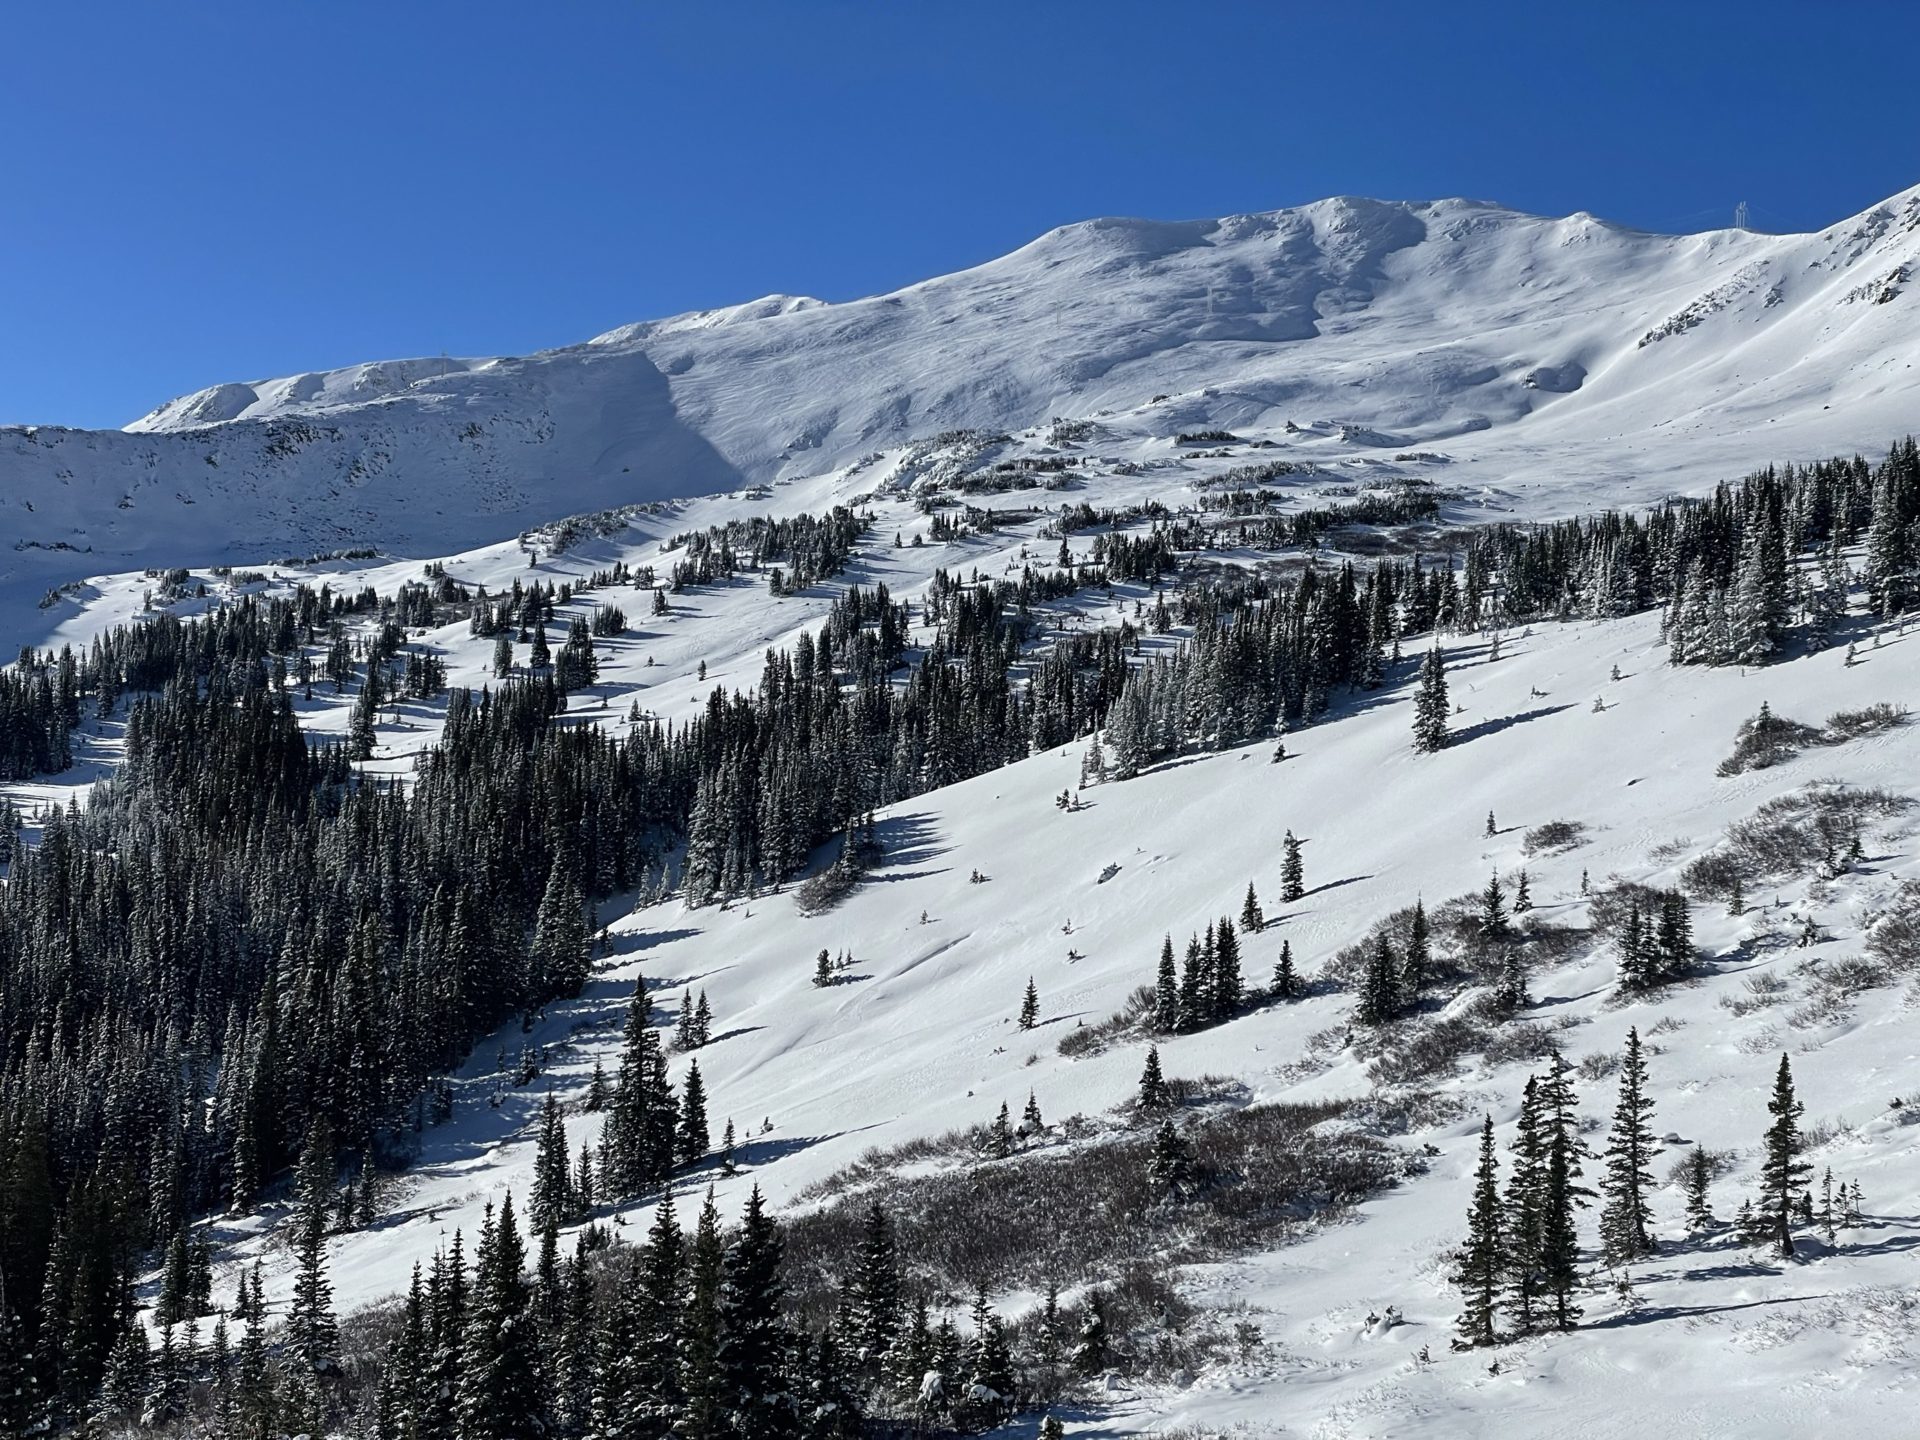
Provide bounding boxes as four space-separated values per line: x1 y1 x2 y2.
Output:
4 1 1915 429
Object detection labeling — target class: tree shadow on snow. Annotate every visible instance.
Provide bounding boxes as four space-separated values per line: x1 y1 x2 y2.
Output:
1449 704 1574 746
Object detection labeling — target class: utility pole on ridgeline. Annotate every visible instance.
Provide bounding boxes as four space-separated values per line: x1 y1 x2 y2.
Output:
1734 201 1751 230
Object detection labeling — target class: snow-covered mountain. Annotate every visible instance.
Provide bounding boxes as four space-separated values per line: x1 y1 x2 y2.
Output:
8 185 1920 587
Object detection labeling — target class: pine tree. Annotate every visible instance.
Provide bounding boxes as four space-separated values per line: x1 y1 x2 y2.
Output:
1153 935 1180 1031
986 1102 1015 1160
1454 1116 1502 1347
1481 872 1509 939
1400 899 1430 999
529 1095 574 1232
1071 1291 1109 1377
1018 977 1040 1031
1683 1146 1715 1233
1137 1045 1170 1111
1536 1053 1591 1330
1211 918 1243 1018
457 1194 547 1440
1271 939 1300 1000
1356 932 1399 1026
0 1281 33 1440
1759 1054 1812 1258
1616 898 1656 992
1147 1120 1195 1198
1280 830 1305 903
678 1059 711 1166
848 1201 900 1382
1240 882 1264 933
1023 1090 1045 1135
1599 1029 1657 1264
288 1119 339 1373
1513 869 1532 914
1412 644 1450 753
1177 935 1207 1032
716 1187 798 1438
1502 1078 1547 1336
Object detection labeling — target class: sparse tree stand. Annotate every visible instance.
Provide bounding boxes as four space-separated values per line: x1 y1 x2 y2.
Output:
1760 1054 1813 1258
1412 644 1450 753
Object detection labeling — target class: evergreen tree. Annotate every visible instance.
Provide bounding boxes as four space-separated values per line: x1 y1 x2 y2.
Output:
1535 1053 1591 1330
1280 830 1305 903
1240 882 1264 933
1759 1054 1812 1258
1501 1078 1547 1336
1071 1292 1108 1377
1355 932 1400 1026
1481 872 1509 939
1137 1046 1170 1111
716 1187 798 1439
1411 644 1450 753
1153 935 1180 1031
1018 978 1040 1031
847 1202 900 1384
457 1194 547 1440
1147 1120 1195 1198
288 1119 339 1373
529 1095 574 1232
1271 939 1300 1000
1683 1146 1715 1234
1211 918 1243 1018
1400 899 1430 999
1598 1029 1657 1264
679 1060 711 1167
1453 1116 1502 1347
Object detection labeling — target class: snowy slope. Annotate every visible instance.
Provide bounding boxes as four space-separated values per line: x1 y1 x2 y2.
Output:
7 185 1920 595
10 469 1920 1436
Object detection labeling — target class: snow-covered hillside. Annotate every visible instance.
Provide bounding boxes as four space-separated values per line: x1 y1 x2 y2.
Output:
7 185 1920 595
8 448 1920 1436
5 180 1920 1440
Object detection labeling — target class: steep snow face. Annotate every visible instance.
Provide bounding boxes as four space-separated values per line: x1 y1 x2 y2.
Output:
9 186 1920 583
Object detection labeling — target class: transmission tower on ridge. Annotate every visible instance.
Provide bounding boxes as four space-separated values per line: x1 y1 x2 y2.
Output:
1734 201 1751 230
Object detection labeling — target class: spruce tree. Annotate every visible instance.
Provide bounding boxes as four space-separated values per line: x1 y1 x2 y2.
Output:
1137 1046 1170 1111
716 1187 798 1439
457 1194 547 1440
678 1060 711 1167
1147 1120 1194 1198
1682 1146 1715 1233
1018 978 1040 1031
1271 939 1300 1000
1454 1116 1502 1347
1502 1077 1547 1336
1480 872 1509 939
1153 935 1180 1031
288 1120 339 1373
1240 882 1264 933
1280 830 1305 903
1759 1054 1812 1258
848 1201 900 1384
1211 918 1243 1019
1356 933 1399 1026
1412 644 1450 753
1598 1029 1657 1264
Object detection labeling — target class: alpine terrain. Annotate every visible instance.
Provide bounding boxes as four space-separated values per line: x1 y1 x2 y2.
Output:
3 185 1920 1439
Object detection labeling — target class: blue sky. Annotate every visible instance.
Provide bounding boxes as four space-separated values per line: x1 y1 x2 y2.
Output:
4 2 1914 429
